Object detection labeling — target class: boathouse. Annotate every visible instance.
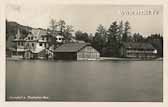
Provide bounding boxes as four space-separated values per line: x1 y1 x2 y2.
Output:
120 42 157 59
54 43 100 60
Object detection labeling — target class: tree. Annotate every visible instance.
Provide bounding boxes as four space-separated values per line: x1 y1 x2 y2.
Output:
146 34 163 57
75 30 89 42
107 21 120 56
58 20 66 35
108 21 119 42
88 33 94 43
132 33 144 42
49 19 58 34
92 24 107 55
64 25 74 41
75 30 83 40
48 19 74 42
122 21 131 42
118 21 124 42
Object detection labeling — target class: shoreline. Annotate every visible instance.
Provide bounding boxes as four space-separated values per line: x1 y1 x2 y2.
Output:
99 57 163 61
6 57 163 61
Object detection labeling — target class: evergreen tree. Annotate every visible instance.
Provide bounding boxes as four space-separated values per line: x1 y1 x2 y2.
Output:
107 21 120 56
92 24 107 55
122 21 131 42
118 21 124 42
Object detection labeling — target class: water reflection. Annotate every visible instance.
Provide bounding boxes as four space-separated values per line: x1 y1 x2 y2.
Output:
6 60 163 102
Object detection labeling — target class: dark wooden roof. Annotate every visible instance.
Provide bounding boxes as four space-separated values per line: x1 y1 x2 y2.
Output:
54 43 91 52
122 42 155 50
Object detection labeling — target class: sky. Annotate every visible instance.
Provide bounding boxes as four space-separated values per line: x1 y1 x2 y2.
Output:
6 0 163 36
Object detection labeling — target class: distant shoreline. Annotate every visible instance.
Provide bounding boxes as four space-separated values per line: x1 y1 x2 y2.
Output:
99 57 163 61
6 57 163 61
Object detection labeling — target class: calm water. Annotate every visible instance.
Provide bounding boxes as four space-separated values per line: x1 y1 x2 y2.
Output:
6 60 163 102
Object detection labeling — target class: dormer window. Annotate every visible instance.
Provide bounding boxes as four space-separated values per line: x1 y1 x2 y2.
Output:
31 37 33 40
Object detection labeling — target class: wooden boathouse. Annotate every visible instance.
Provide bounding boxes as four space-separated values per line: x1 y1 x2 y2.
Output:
54 43 100 60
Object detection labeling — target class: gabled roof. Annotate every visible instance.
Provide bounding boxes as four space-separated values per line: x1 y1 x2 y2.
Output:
31 29 47 39
14 29 27 41
122 42 155 50
54 43 90 52
14 28 48 41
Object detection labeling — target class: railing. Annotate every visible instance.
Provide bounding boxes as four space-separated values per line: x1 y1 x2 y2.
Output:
126 50 155 54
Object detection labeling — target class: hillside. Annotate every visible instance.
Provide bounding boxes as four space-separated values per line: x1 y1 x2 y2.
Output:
6 21 33 49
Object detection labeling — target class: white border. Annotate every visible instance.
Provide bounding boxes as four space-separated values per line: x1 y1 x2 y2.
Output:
1 0 168 107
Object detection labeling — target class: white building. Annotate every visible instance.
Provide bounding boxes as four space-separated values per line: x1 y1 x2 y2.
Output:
55 35 64 43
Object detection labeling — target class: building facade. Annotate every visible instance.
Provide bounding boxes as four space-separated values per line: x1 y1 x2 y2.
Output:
120 42 158 59
12 29 26 58
12 28 55 59
54 43 100 60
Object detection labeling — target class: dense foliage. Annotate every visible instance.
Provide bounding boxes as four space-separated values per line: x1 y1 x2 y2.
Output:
6 19 163 57
74 21 163 57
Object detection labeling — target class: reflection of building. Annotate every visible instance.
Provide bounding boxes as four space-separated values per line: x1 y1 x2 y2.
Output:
120 42 157 59
54 43 100 60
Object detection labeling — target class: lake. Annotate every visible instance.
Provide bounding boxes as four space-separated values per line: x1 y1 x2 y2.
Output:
6 60 163 102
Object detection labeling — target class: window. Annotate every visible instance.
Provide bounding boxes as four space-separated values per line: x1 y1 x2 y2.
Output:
32 43 34 47
59 38 62 40
28 37 30 40
31 37 33 40
21 42 24 46
39 43 42 46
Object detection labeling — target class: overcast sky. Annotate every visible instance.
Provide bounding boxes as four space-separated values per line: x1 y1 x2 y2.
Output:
6 1 163 36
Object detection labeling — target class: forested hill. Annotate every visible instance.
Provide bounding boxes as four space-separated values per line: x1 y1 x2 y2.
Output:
6 20 32 38
6 21 33 49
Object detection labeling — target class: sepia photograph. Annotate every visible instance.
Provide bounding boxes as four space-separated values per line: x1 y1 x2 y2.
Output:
5 2 163 102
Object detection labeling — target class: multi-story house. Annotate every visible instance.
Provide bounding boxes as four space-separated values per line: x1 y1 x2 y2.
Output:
120 42 158 59
12 28 61 59
12 29 26 58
